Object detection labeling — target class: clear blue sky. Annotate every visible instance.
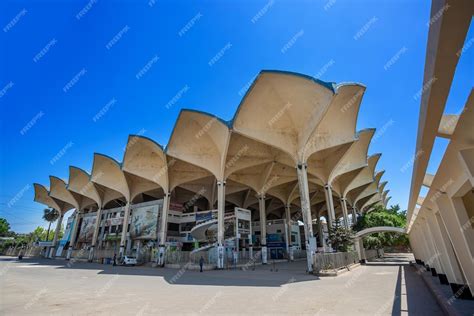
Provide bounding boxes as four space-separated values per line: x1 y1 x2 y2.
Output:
1 0 472 233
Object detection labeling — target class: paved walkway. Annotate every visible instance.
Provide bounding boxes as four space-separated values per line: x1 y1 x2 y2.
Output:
0 253 444 315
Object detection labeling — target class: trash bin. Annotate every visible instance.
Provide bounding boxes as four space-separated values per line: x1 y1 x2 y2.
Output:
105 258 111 264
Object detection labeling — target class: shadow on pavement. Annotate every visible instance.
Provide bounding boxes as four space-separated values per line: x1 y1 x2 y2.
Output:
1 256 319 287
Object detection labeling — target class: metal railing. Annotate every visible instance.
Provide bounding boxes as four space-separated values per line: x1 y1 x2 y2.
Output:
313 251 359 272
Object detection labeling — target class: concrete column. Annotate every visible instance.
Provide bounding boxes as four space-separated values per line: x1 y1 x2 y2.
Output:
67 211 81 260
434 212 465 284
285 204 292 258
421 218 444 274
340 198 349 228
296 163 315 272
49 213 64 258
119 202 131 258
418 222 435 268
158 192 171 266
217 181 225 269
437 194 474 296
258 194 267 264
354 237 366 263
248 213 253 260
428 212 464 285
88 207 103 261
323 184 336 227
352 206 357 224
318 217 326 251
414 226 430 264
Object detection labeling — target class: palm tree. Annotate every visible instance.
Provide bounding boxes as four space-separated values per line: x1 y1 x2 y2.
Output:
43 208 59 241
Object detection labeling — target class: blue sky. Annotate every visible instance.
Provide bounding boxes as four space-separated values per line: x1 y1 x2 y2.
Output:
1 0 472 233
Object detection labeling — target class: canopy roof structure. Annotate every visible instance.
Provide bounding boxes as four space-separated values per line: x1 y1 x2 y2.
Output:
33 69 389 226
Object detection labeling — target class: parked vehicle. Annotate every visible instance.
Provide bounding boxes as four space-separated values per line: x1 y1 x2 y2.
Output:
122 256 137 266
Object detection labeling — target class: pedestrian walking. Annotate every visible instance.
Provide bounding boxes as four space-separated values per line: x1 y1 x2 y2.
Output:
113 253 117 266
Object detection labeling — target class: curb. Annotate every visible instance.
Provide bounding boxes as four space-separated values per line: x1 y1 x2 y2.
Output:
411 264 460 316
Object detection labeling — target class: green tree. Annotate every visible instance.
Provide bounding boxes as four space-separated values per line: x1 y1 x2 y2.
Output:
0 218 11 236
42 208 59 240
353 204 409 250
328 221 354 252
30 226 63 241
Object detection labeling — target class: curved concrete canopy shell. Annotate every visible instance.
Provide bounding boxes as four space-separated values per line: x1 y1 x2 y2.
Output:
343 153 381 199
122 135 169 192
68 166 101 208
329 128 375 184
309 128 375 187
233 70 365 163
49 176 79 211
91 153 129 205
33 183 63 212
167 110 231 181
352 170 385 210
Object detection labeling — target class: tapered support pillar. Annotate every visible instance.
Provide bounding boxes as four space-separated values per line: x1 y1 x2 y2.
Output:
318 217 326 251
88 207 103 262
67 211 81 260
324 184 336 227
157 192 171 266
119 202 131 258
436 194 474 296
354 237 366 263
352 207 357 224
217 181 225 269
296 163 315 273
427 212 464 285
258 194 268 264
49 213 64 258
285 204 293 261
340 198 349 228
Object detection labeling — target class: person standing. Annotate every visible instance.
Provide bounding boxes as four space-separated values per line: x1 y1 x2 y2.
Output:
113 253 117 266
199 256 204 272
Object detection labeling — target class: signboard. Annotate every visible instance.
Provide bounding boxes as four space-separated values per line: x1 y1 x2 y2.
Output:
106 217 123 226
169 202 184 212
59 216 75 246
78 213 97 242
130 204 159 240
195 211 213 222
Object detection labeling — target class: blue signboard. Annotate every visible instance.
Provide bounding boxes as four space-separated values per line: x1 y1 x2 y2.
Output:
195 211 213 222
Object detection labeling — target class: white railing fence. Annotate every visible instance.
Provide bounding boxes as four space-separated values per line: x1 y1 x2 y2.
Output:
4 245 42 257
313 251 359 272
